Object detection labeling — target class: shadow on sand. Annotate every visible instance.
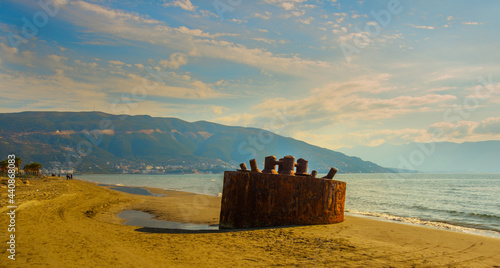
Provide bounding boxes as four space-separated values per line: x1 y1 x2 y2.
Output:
134 224 304 234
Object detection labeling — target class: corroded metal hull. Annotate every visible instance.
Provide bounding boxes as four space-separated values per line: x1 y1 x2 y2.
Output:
219 171 346 229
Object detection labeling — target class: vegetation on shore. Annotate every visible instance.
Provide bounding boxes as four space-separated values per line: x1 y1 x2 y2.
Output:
0 156 42 177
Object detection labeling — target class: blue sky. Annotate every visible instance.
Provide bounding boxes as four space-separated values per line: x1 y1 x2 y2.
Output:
1 0 500 149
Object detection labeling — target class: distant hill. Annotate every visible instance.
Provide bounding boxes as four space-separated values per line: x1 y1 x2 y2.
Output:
338 141 500 173
0 111 393 174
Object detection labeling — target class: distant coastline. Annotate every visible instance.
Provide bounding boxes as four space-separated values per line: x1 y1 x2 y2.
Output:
0 111 394 175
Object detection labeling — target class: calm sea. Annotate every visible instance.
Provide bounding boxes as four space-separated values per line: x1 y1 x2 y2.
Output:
78 173 500 238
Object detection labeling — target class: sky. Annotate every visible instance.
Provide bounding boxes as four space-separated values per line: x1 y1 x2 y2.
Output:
1 0 500 150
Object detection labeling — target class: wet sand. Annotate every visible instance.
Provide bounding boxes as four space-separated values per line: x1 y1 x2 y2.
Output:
1 177 500 267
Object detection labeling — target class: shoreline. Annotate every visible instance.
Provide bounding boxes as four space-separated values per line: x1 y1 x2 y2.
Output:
2 177 500 267
88 179 500 239
77 173 224 197
345 211 500 239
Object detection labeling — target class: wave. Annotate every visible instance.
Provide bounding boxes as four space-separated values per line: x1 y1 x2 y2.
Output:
348 198 500 227
346 210 500 239
405 205 500 222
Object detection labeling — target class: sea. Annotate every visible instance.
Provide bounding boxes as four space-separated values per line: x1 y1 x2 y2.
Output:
78 173 500 238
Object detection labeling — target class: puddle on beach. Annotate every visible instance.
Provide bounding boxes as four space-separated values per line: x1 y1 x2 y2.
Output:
99 184 165 197
118 210 219 230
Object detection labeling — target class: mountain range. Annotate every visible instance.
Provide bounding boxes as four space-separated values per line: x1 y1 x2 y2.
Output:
338 141 500 173
0 111 392 174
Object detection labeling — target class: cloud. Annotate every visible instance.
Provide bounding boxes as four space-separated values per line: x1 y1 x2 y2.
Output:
428 121 478 139
261 0 307 10
339 128 431 147
425 86 457 92
254 11 272 20
0 43 33 66
474 117 500 134
191 39 332 77
103 100 199 117
282 3 295 10
0 44 71 70
462 21 484 26
56 2 332 77
297 17 314 24
48 54 67 63
427 118 500 140
0 42 231 118
211 106 228 115
213 113 256 127
290 10 305 17
322 115 500 147
75 60 98 69
174 26 238 38
332 12 347 23
335 117 500 148
219 74 457 139
338 31 371 47
119 70 226 99
429 74 454 82
159 53 188 69
0 43 19 55
293 131 338 148
69 1 224 38
108 60 125 65
163 0 196 11
230 18 247 24
253 37 276 44
0 61 230 118
291 115 500 149
0 70 108 112
75 1 161 24
405 24 435 30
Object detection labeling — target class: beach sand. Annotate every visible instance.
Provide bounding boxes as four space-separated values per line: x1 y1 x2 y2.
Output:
1 177 500 267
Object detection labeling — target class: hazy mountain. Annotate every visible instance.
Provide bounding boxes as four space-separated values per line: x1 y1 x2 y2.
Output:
338 141 500 173
0 111 393 174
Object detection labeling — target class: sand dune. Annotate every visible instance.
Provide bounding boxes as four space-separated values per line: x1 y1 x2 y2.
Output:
1 177 499 267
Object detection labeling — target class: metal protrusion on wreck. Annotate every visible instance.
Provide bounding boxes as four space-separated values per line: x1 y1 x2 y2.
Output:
279 155 295 176
310 170 317 178
262 156 279 174
277 158 284 174
322 167 338 179
239 163 249 172
249 159 261 173
295 158 308 176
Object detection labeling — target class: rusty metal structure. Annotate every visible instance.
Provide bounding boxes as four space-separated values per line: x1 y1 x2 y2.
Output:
219 155 346 229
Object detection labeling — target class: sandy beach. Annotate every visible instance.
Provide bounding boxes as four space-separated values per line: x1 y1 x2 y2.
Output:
1 177 500 267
